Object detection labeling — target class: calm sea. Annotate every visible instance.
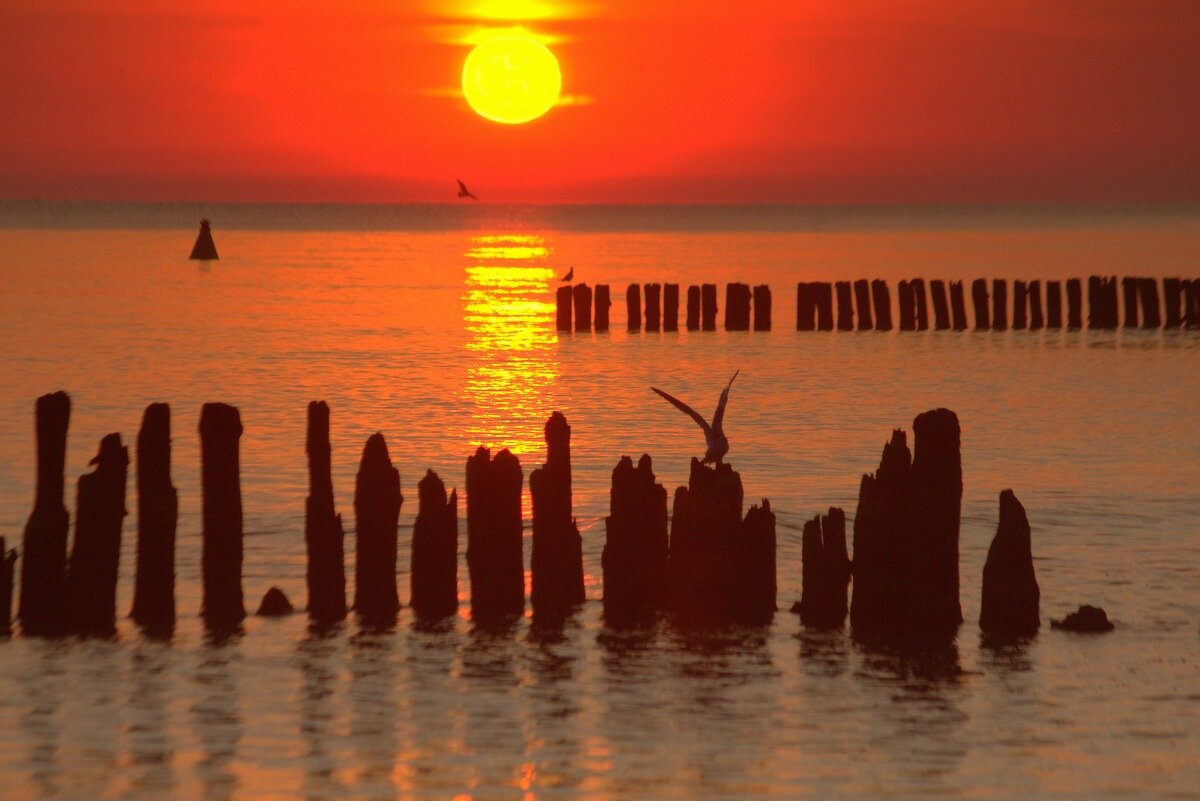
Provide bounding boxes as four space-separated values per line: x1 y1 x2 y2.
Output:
0 202 1197 800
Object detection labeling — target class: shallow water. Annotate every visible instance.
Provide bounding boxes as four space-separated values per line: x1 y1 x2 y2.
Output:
0 205 1198 799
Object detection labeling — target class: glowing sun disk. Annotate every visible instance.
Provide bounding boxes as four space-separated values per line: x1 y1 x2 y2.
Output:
462 35 562 124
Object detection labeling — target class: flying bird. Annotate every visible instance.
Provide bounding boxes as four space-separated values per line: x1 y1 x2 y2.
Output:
457 179 478 200
561 267 574 282
651 370 739 465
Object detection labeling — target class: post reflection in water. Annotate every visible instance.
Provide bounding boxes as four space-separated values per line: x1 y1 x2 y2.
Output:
460 234 560 458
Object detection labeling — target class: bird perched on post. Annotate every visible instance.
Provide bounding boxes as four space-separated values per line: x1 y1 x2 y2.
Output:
651 371 739 464
561 267 574 282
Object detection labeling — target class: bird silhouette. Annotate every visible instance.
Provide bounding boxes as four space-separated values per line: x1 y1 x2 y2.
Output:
457 179 478 200
651 370 739 464
561 267 574 282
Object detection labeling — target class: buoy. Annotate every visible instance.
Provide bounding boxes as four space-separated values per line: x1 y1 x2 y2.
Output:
189 219 219 260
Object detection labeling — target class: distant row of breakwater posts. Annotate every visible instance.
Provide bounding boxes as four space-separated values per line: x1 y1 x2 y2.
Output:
4 392 1096 642
556 277 1200 333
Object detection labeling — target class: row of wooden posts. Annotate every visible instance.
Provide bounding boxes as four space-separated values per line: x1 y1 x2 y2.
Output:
555 277 1200 333
2 394 1039 641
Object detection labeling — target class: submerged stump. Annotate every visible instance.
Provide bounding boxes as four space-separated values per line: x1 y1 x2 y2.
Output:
410 470 459 619
305 402 347 624
131 403 178 635
835 281 854 331
573 283 593 332
602 455 669 619
724 283 751 331
19 391 71 636
66 433 129 637
980 490 1040 637
701 284 718 330
530 412 585 618
466 446 525 620
644 283 662 331
663 283 680 332
798 508 851 628
853 279 873 330
594 284 611 332
200 403 245 630
353 433 402 626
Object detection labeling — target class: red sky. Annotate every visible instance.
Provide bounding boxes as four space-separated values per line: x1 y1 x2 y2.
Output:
1 0 1197 203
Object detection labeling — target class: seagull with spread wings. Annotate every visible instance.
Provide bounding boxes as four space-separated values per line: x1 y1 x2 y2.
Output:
457 179 478 200
651 370 739 464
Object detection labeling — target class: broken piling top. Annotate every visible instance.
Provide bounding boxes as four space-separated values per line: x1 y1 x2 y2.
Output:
411 469 460 619
131 402 178 634
199 402 246 628
190 218 219 260
465 446 525 618
67 433 130 637
800 507 852 627
353 432 402 623
980 489 1040 637
19 391 73 635
305 400 346 624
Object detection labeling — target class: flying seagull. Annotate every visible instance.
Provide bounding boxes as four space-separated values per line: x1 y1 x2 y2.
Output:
561 267 574 282
457 179 478 200
651 370 739 464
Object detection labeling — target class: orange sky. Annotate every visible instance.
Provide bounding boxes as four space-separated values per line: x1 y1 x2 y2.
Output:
1 0 1197 203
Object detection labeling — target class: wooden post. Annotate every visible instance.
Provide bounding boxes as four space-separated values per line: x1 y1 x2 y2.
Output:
1185 279 1200 327
949 280 968 330
853 279 873 330
602 455 668 619
724 283 751 331
555 286 572 332
898 280 916 330
572 283 593 332
66 433 128 637
0 539 16 636
1138 278 1161 328
304 401 346 624
353 433 402 626
796 283 815 331
594 285 611 332
466 447 525 620
530 413 585 618
814 282 834 331
871 280 892 330
930 280 950 330
835 281 854 330
912 279 928 330
626 284 641 332
130 403 178 634
1013 280 1030 329
753 284 772 331
1046 281 1063 328
663 283 680 331
686 286 700 330
644 283 661 331
992 279 1008 330
410 470 458 619
199 403 245 630
1029 280 1044 329
1122 277 1140 328
797 507 850 628
972 279 990 330
1088 276 1118 329
1163 278 1183 328
1067 278 1083 329
701 284 718 330
18 391 71 636
979 490 1039 637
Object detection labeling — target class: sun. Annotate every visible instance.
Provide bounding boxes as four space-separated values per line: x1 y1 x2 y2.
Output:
462 35 562 125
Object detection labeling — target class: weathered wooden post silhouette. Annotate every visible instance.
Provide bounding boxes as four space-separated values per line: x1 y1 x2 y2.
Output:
1185 279 1200 327
199 403 245 629
572 283 593 332
1088 276 1118 329
410 470 459 619
871 280 892 330
724 283 751 330
814 282 834 330
131 403 178 634
66 433 128 637
555 286 572 332
1137 278 1161 328
853 279 873 330
949 280 968 330
972 279 990 330
992 279 1008 330
796 283 815 331
835 281 854 330
1121 277 1140 328
850 409 962 638
0 539 16 636
913 279 929 329
466 446 525 619
930 280 950 330
353 433 402 625
1067 278 1083 328
530 412 585 617
626 284 641 332
701 283 718 330
594 284 611 332
1028 279 1044 328
602 455 668 619
753 284 771 331
1046 281 1063 328
980 489 1039 637
304 401 346 623
18 391 71 636
644 283 661 331
1164 278 1184 328
1013 280 1032 329
797 507 851 628
663 283 680 331
686 286 701 330
898 280 916 330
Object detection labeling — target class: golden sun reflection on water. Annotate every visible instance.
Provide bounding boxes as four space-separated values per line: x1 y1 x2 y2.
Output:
460 233 559 457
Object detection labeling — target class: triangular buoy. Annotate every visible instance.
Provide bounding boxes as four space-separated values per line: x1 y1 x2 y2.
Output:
189 218 219 260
